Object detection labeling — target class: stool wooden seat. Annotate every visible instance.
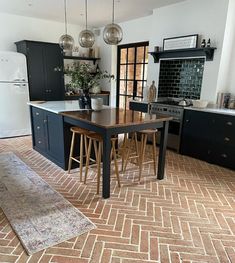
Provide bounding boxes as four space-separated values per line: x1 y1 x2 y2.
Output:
84 134 121 195
68 127 94 182
139 129 158 180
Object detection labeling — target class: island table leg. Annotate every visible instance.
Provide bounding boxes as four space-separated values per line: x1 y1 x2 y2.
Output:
157 121 169 180
102 133 111 198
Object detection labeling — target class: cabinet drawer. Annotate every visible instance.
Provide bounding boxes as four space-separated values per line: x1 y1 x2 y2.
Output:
214 134 235 148
34 136 46 150
214 114 235 135
211 146 235 170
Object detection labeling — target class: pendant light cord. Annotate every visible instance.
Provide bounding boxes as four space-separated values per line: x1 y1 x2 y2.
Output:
64 0 68 34
112 0 115 24
85 0 88 30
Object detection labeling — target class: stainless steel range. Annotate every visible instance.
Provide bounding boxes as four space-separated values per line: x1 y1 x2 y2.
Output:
150 100 187 152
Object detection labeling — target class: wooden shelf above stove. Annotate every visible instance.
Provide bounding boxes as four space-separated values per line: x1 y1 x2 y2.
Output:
149 47 216 63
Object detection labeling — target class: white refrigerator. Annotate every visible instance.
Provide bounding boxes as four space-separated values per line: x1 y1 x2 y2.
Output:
0 51 31 138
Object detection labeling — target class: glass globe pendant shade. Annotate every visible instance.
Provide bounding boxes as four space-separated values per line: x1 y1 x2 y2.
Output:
79 29 95 48
103 23 123 45
59 34 74 52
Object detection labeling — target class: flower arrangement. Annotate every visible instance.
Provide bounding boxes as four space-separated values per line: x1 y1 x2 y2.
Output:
66 63 114 93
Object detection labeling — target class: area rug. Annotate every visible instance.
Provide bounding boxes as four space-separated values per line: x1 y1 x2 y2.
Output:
0 152 96 255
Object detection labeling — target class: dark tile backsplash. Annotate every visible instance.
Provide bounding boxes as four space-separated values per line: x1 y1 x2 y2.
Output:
158 58 205 99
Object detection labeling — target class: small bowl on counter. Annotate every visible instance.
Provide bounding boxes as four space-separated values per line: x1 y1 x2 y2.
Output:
192 100 208 108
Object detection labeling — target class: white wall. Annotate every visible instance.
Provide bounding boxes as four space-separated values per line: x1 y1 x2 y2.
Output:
0 12 81 51
217 0 235 95
97 0 229 105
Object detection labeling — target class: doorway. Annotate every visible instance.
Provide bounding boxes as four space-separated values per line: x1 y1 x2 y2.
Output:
116 42 149 109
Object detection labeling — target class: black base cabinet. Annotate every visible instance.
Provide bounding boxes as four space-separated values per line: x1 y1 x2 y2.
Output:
31 106 71 169
180 110 235 170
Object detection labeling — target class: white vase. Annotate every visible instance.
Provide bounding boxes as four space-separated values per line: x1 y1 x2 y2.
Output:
91 98 103 111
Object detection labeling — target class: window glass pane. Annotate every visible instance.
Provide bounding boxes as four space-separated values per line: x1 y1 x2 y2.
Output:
145 46 149 63
144 65 148 80
128 48 135 63
135 64 144 80
126 96 132 110
136 46 145 63
137 81 143 97
127 65 134 80
121 49 127 64
126 81 134 96
120 65 126 79
119 81 126 95
119 95 126 109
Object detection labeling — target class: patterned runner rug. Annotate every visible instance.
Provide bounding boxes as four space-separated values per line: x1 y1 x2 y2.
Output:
0 152 95 255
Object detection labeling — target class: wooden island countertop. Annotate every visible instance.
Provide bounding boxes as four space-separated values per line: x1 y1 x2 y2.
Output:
61 108 173 129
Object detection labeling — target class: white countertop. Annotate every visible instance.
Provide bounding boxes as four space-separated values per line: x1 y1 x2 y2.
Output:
186 107 235 116
130 100 235 116
28 101 110 114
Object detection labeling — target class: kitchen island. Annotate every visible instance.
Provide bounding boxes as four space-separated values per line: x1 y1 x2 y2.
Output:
28 101 172 198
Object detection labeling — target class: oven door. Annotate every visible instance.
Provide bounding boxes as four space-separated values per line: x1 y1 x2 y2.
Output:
150 119 182 152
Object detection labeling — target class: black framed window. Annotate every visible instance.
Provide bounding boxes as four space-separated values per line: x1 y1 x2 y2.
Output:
116 41 149 109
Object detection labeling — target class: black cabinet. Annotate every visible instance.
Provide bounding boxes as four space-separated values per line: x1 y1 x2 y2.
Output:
180 110 235 170
129 101 149 112
31 107 68 169
16 40 64 101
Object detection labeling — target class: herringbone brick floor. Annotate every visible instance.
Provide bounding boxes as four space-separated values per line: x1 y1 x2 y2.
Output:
0 136 235 263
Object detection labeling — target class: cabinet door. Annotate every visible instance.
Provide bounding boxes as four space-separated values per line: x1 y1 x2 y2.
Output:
44 111 64 163
31 107 46 151
43 44 64 101
27 43 46 100
180 110 213 161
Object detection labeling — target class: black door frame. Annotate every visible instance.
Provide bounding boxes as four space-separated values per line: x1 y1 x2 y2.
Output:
116 41 149 108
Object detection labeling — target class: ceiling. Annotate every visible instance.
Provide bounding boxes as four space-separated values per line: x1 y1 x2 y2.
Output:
0 0 186 28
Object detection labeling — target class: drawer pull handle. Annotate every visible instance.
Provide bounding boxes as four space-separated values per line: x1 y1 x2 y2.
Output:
37 126 40 130
221 154 227 158
227 121 233 126
38 140 42 144
36 112 40 116
224 137 230 142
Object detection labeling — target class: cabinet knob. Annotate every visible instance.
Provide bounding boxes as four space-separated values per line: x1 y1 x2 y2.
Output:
37 126 40 130
54 66 62 72
224 137 230 142
36 112 40 116
227 121 233 126
221 154 227 158
38 140 42 144
43 119 47 124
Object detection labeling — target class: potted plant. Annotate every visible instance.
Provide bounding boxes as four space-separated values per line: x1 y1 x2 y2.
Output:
67 63 114 108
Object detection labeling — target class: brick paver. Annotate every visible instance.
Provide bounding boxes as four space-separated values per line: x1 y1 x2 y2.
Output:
0 136 235 263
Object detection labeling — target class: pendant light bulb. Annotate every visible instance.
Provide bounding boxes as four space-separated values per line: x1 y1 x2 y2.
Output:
79 0 95 48
103 0 123 45
59 0 74 53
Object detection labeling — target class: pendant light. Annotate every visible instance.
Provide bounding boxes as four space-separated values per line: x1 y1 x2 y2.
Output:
79 0 95 48
103 0 123 45
59 0 74 53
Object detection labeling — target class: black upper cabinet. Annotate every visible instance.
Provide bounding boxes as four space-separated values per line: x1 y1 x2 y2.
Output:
16 40 64 101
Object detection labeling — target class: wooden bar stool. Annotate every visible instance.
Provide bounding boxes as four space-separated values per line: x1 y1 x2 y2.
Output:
121 132 140 172
139 129 158 180
84 133 121 195
68 127 94 182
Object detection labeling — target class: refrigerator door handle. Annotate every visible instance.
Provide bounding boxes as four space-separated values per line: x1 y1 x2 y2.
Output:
14 83 21 86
